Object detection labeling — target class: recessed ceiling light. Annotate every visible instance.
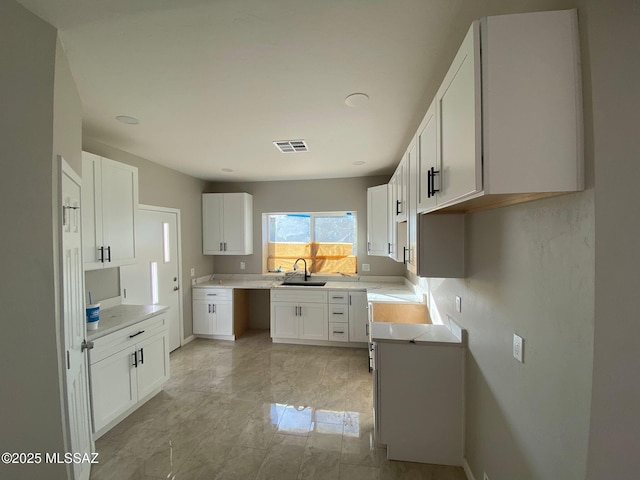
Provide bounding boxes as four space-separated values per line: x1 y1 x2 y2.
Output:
116 115 140 125
221 168 234 173
345 93 369 107
353 161 366 166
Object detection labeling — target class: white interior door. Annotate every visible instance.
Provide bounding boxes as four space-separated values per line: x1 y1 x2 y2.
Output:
60 158 93 480
120 207 182 351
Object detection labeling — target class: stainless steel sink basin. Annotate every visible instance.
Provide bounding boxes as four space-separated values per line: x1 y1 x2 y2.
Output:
280 281 327 287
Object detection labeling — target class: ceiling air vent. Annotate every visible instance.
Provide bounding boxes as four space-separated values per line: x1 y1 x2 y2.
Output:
273 140 309 153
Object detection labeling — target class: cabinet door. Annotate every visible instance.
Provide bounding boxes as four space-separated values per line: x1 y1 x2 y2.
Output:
90 348 137 433
436 22 482 206
416 101 438 213
81 152 104 270
394 160 408 223
202 194 224 254
101 157 138 267
367 185 388 257
136 332 170 400
271 303 299 339
348 292 369 343
221 193 251 255
299 303 328 341
213 302 233 336
192 300 214 335
406 140 418 273
387 175 397 260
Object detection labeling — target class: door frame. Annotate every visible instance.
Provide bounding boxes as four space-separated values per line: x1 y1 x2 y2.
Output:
139 204 185 347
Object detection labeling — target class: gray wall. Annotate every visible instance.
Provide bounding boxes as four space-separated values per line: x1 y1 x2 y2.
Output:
207 176 406 276
586 0 640 477
83 139 213 338
0 2 68 478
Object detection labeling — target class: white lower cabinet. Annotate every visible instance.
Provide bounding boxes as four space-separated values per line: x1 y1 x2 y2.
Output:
348 292 369 343
375 339 464 466
89 313 169 438
192 288 234 338
270 288 368 345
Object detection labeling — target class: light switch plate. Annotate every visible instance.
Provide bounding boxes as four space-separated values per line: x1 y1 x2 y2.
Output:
455 296 462 313
190 268 195 277
362 264 370 272
513 334 524 363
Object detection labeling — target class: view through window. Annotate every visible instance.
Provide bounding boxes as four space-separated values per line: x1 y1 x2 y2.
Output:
266 212 357 274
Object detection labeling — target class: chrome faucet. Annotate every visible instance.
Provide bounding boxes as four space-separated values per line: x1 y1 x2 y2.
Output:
292 258 310 281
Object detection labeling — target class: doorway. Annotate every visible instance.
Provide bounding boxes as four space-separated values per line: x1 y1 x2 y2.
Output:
120 205 183 352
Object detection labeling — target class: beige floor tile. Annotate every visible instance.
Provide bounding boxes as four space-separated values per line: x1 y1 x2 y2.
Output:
339 463 380 480
91 331 461 480
298 448 341 479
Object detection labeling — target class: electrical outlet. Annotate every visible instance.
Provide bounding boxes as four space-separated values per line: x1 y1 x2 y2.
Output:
191 278 197 286
484 473 490 480
513 333 524 363
362 263 370 272
190 267 195 277
455 296 462 313
240 261 246 270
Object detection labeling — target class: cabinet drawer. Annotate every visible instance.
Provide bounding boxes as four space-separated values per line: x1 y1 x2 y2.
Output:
193 288 233 301
329 322 349 342
90 315 166 364
328 290 349 304
271 289 328 304
329 305 348 323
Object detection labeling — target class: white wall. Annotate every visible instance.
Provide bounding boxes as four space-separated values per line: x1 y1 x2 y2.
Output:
207 176 407 277
0 1 69 478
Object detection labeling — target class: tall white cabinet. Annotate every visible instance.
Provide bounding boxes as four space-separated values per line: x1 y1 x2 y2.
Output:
82 152 138 270
202 193 253 255
366 185 389 257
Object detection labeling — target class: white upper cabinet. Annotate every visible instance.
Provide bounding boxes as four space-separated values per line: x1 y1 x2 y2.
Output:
412 9 582 215
406 139 418 273
202 193 253 255
416 100 438 214
436 22 482 207
367 185 389 257
82 152 138 270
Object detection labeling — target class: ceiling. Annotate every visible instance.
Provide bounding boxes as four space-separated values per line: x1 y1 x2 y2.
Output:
17 0 533 182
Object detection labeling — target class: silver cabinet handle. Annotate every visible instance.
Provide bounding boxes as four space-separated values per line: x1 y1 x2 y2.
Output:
332 312 344 315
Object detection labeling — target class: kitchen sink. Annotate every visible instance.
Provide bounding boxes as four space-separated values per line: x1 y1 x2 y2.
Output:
280 281 327 287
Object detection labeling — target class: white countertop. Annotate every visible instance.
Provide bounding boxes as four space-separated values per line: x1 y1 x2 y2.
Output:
371 322 462 345
193 277 424 304
87 304 169 341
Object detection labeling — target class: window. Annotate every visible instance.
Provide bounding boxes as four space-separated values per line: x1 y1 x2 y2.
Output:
265 212 357 274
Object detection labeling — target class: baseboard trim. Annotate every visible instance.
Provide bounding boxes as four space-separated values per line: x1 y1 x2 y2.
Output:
182 335 196 346
463 458 476 480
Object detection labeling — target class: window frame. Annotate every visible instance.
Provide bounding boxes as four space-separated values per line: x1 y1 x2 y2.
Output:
262 211 358 274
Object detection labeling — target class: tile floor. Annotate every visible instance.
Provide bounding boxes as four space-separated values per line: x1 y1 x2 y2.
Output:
90 330 467 480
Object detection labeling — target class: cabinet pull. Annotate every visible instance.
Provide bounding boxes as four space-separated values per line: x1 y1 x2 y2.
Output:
207 293 217 296
403 247 407 265
212 304 216 314
219 242 223 251
139 348 144 365
129 330 145 338
388 242 392 255
132 351 138 368
99 246 105 263
427 169 433 198
333 330 344 335
349 295 352 306
208 304 211 313
367 241 371 252
396 200 401 215
429 167 440 197
333 312 344 315
366 323 370 336
224 242 227 251
106 246 112 262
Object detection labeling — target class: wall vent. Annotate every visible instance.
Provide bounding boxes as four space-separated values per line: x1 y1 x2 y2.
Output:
273 140 309 153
